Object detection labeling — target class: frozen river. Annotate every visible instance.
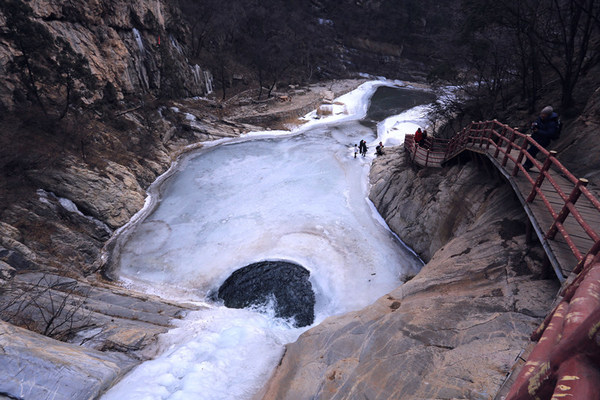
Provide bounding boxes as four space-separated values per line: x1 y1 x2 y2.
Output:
102 81 435 400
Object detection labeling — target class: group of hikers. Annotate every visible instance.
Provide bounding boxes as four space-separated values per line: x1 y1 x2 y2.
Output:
354 140 385 158
410 105 560 172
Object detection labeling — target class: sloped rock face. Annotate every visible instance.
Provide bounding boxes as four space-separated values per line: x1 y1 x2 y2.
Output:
260 150 559 399
218 261 315 327
369 149 501 263
0 320 136 400
0 2 223 396
29 158 146 230
0 268 196 399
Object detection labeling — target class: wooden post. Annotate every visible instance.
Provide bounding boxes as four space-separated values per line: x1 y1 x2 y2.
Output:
526 150 557 203
478 122 485 148
502 129 518 167
546 178 589 240
493 126 505 158
504 302 568 400
485 126 493 151
574 242 600 274
512 132 528 176
479 121 491 148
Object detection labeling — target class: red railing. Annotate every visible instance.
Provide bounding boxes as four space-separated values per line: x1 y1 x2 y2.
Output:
504 252 600 400
404 134 449 167
405 120 600 273
406 121 600 399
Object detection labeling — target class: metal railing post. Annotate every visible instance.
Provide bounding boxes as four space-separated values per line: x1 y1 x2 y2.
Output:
526 150 558 203
546 178 589 240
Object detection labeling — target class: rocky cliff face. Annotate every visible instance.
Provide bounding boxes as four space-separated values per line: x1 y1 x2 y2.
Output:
0 0 220 279
259 149 559 399
0 0 210 112
0 2 245 397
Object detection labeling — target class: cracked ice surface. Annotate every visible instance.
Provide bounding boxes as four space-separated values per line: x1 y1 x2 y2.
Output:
103 81 432 400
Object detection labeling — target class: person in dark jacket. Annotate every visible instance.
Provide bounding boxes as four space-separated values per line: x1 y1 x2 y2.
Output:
359 140 368 157
523 106 560 171
421 129 428 148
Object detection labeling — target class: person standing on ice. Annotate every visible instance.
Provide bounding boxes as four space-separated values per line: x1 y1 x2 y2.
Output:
354 144 358 158
359 140 368 157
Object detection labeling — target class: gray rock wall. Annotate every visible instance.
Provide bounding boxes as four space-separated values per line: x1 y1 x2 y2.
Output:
369 148 502 262
0 320 135 400
0 0 209 111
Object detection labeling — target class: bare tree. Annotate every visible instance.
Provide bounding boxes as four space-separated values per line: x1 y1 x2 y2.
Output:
1 0 97 119
0 274 93 340
496 0 598 111
537 0 597 110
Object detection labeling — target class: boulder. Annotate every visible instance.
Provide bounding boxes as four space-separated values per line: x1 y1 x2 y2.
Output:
218 261 315 327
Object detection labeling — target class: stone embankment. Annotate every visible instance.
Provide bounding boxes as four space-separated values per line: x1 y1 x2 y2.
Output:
259 149 560 399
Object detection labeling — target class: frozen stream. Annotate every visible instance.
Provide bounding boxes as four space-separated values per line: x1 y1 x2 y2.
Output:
102 81 435 400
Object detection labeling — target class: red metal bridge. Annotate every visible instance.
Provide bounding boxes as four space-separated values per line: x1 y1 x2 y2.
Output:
405 120 600 400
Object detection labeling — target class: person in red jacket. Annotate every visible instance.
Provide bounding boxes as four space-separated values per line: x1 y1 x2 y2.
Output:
414 128 423 146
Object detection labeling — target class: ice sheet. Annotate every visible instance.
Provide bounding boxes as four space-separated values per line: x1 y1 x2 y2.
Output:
103 81 432 400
